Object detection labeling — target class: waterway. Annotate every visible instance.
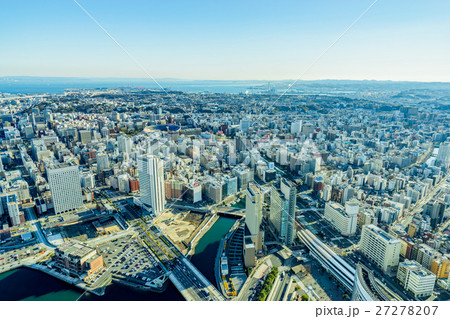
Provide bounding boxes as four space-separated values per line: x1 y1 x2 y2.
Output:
0 216 235 301
189 217 236 287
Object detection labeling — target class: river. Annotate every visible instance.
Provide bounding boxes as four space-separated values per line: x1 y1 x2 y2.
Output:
0 216 235 301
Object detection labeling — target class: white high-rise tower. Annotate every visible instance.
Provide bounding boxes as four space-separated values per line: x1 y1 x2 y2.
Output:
47 163 83 214
118 135 132 154
138 155 166 215
245 183 263 250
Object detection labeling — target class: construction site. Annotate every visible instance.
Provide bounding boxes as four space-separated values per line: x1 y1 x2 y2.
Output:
154 208 218 254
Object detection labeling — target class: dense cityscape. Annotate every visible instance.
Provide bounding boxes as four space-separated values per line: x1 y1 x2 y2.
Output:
0 82 449 302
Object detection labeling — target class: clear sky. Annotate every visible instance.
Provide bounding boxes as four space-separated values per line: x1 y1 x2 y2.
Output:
1 0 449 81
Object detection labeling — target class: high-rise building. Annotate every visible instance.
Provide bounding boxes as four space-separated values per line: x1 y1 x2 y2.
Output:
324 201 359 236
137 155 166 215
436 142 450 167
359 224 401 273
205 181 223 203
270 186 288 243
47 163 83 214
79 130 92 145
357 210 376 233
117 174 130 193
185 182 202 203
80 172 95 189
222 176 238 197
233 166 253 190
290 120 303 136
96 153 110 172
269 178 296 245
243 236 256 268
245 183 263 250
430 200 446 230
0 194 22 226
7 196 21 226
397 260 436 298
240 118 252 133
118 135 132 154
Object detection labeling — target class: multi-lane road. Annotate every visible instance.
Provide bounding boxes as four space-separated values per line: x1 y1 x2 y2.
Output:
24 207 56 248
397 172 450 228
116 199 225 301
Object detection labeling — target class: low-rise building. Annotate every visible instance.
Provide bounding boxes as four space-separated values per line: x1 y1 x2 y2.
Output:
53 240 104 279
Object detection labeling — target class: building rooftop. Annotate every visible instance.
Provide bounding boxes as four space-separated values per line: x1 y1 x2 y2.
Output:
56 240 96 258
365 224 401 244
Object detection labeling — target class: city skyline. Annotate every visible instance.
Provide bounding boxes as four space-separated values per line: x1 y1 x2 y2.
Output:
1 0 450 307
1 1 450 82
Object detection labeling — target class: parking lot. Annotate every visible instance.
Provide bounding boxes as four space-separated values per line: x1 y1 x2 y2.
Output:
294 259 345 301
97 235 164 285
0 245 43 265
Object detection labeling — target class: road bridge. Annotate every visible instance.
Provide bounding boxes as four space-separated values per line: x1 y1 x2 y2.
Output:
25 207 56 249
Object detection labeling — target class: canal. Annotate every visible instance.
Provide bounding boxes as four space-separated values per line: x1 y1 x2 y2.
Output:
0 216 236 301
189 216 236 287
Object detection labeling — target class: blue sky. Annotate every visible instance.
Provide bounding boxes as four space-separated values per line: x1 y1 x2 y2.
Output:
1 0 449 81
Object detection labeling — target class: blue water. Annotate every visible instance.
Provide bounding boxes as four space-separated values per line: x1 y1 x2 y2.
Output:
0 78 269 95
189 217 236 287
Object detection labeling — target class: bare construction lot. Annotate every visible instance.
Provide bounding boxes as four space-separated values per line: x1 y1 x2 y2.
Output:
155 209 206 249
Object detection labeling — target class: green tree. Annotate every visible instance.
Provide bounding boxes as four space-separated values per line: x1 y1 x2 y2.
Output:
256 267 279 301
301 294 309 301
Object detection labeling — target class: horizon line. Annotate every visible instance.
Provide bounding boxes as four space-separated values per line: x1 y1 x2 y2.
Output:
1 75 450 84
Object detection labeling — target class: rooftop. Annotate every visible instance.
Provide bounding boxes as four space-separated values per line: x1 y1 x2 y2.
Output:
56 240 96 258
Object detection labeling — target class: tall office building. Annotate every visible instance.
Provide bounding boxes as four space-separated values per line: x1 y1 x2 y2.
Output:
270 186 288 243
79 130 92 145
47 163 83 214
269 178 296 245
0 194 22 226
96 153 110 172
80 172 95 189
290 120 303 136
360 224 401 273
430 200 446 230
118 135 132 154
437 142 450 167
245 183 263 250
137 155 166 215
7 196 21 226
240 118 252 133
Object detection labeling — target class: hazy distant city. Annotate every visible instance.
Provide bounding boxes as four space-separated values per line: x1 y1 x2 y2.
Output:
0 79 449 301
